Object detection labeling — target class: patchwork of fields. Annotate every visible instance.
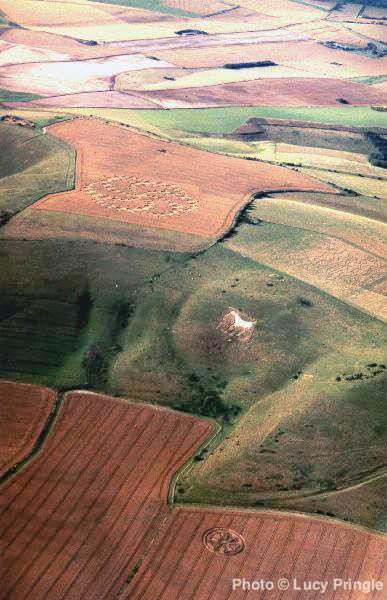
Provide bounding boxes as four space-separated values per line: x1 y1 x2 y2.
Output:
0 0 387 108
0 0 386 597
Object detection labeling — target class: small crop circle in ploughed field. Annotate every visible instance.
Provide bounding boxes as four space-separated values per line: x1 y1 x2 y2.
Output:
83 175 198 217
203 528 245 556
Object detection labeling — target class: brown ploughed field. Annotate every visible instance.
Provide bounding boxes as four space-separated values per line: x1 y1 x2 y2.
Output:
0 380 56 477
127 507 387 599
0 391 213 599
30 118 332 240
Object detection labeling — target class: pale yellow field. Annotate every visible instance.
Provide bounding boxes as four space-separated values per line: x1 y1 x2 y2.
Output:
177 138 387 181
248 196 387 259
258 143 387 178
0 0 120 27
299 168 387 200
345 22 387 44
237 0 323 21
116 64 308 92
163 0 236 15
229 231 386 320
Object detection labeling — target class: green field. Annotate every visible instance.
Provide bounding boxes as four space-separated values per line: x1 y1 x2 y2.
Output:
7 106 386 138
69 106 387 134
0 90 42 103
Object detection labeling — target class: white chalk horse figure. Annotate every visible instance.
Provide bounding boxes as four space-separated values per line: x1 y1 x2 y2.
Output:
218 307 257 341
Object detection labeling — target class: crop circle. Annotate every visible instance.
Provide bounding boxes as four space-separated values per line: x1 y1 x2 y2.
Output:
203 528 245 556
83 175 198 217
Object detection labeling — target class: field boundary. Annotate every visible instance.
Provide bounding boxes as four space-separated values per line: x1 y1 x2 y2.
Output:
173 504 387 539
0 383 62 487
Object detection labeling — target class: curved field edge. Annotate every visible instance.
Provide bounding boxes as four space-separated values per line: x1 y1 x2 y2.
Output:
0 120 76 222
0 380 60 483
0 388 214 598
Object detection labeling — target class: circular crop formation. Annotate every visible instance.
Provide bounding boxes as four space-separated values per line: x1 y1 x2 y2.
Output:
83 175 198 217
203 528 245 556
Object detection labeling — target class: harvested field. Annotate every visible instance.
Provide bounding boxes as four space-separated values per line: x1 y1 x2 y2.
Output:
0 54 172 96
248 195 387 258
225 216 387 320
0 0 122 28
0 390 213 599
0 39 68 66
298 167 387 199
153 39 387 77
7 91 162 109
0 26 308 63
238 0 323 21
0 380 56 477
275 191 387 224
126 506 387 599
162 0 237 16
116 64 306 93
141 77 387 108
0 6 308 43
346 23 387 45
5 118 333 244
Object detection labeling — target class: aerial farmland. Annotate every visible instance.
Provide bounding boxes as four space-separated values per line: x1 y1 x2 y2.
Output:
0 0 386 598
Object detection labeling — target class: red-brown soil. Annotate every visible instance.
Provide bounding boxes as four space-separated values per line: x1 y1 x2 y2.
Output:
0 391 213 599
142 77 387 107
127 506 387 599
29 118 333 240
0 380 56 477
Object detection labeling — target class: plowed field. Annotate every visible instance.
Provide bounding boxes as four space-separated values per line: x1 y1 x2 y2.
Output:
0 391 213 599
127 507 387 599
0 380 56 477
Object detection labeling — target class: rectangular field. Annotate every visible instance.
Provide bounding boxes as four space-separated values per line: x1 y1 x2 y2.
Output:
0 391 213 599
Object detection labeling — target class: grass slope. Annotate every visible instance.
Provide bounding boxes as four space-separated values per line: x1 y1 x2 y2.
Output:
0 123 75 219
0 234 385 529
